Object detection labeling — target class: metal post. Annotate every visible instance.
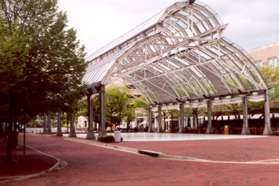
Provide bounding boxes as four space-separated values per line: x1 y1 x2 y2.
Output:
69 113 77 137
163 112 167 132
241 96 250 135
206 100 212 134
179 103 184 133
99 85 106 137
158 105 162 132
56 112 63 136
148 106 152 132
185 109 188 128
263 90 272 135
154 113 158 131
193 108 198 129
86 93 96 139
23 123 26 155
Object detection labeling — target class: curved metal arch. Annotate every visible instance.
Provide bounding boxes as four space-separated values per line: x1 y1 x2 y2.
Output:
84 1 268 105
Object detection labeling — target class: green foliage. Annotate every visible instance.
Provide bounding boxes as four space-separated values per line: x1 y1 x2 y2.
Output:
90 86 137 126
133 96 148 110
76 99 87 117
260 66 279 86
0 0 86 122
167 109 179 118
105 86 132 126
260 66 279 100
124 106 135 126
0 0 86 160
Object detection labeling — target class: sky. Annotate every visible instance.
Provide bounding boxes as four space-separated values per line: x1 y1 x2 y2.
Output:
58 0 279 58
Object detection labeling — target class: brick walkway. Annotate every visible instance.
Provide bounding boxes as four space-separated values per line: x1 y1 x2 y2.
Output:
0 143 56 178
120 137 279 162
9 135 279 186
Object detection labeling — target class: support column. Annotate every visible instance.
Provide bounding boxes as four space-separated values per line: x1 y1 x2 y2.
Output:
158 105 163 132
154 113 158 131
56 112 63 136
193 108 198 129
148 106 152 132
206 100 212 134
190 116 194 128
241 96 250 135
185 110 188 128
99 85 106 137
163 111 167 132
179 103 184 133
263 91 272 135
86 93 96 139
69 113 76 137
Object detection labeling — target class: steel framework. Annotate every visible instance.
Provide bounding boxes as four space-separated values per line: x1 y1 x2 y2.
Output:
83 1 267 105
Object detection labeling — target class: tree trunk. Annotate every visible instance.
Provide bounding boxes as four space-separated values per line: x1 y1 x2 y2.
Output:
5 122 13 162
127 121 130 131
69 113 77 137
6 91 15 162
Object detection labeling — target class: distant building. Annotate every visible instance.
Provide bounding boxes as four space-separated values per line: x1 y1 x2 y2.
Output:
249 42 279 109
249 42 279 68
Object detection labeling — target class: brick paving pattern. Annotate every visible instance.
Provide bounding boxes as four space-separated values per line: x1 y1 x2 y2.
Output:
120 137 279 162
8 135 279 186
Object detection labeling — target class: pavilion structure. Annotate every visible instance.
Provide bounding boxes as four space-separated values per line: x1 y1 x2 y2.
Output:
82 0 272 138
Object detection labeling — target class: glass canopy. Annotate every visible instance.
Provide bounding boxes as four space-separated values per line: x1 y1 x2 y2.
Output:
83 1 267 104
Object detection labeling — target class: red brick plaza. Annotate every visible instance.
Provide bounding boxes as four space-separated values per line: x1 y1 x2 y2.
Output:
5 134 279 186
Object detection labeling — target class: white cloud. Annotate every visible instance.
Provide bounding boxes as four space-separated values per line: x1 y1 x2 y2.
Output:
58 0 279 56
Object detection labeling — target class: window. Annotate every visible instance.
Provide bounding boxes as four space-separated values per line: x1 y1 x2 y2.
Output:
254 60 262 68
267 57 278 68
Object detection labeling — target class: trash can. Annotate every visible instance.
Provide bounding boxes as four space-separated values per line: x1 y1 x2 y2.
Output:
224 125 229 135
114 130 122 143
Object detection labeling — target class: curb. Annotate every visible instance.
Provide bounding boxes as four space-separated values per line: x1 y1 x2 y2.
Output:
138 150 162 157
0 146 67 184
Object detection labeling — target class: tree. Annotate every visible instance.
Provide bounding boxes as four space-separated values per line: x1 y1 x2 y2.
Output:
0 0 86 160
123 106 136 130
105 86 131 127
260 66 279 100
133 96 148 110
89 86 138 130
260 66 279 86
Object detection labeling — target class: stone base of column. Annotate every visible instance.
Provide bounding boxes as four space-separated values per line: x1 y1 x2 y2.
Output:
263 126 272 135
179 126 184 133
148 126 152 133
56 132 63 137
86 131 96 140
241 128 250 135
69 132 77 138
99 130 106 138
206 127 212 134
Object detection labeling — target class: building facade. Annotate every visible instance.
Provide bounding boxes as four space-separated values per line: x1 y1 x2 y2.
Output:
249 42 279 68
